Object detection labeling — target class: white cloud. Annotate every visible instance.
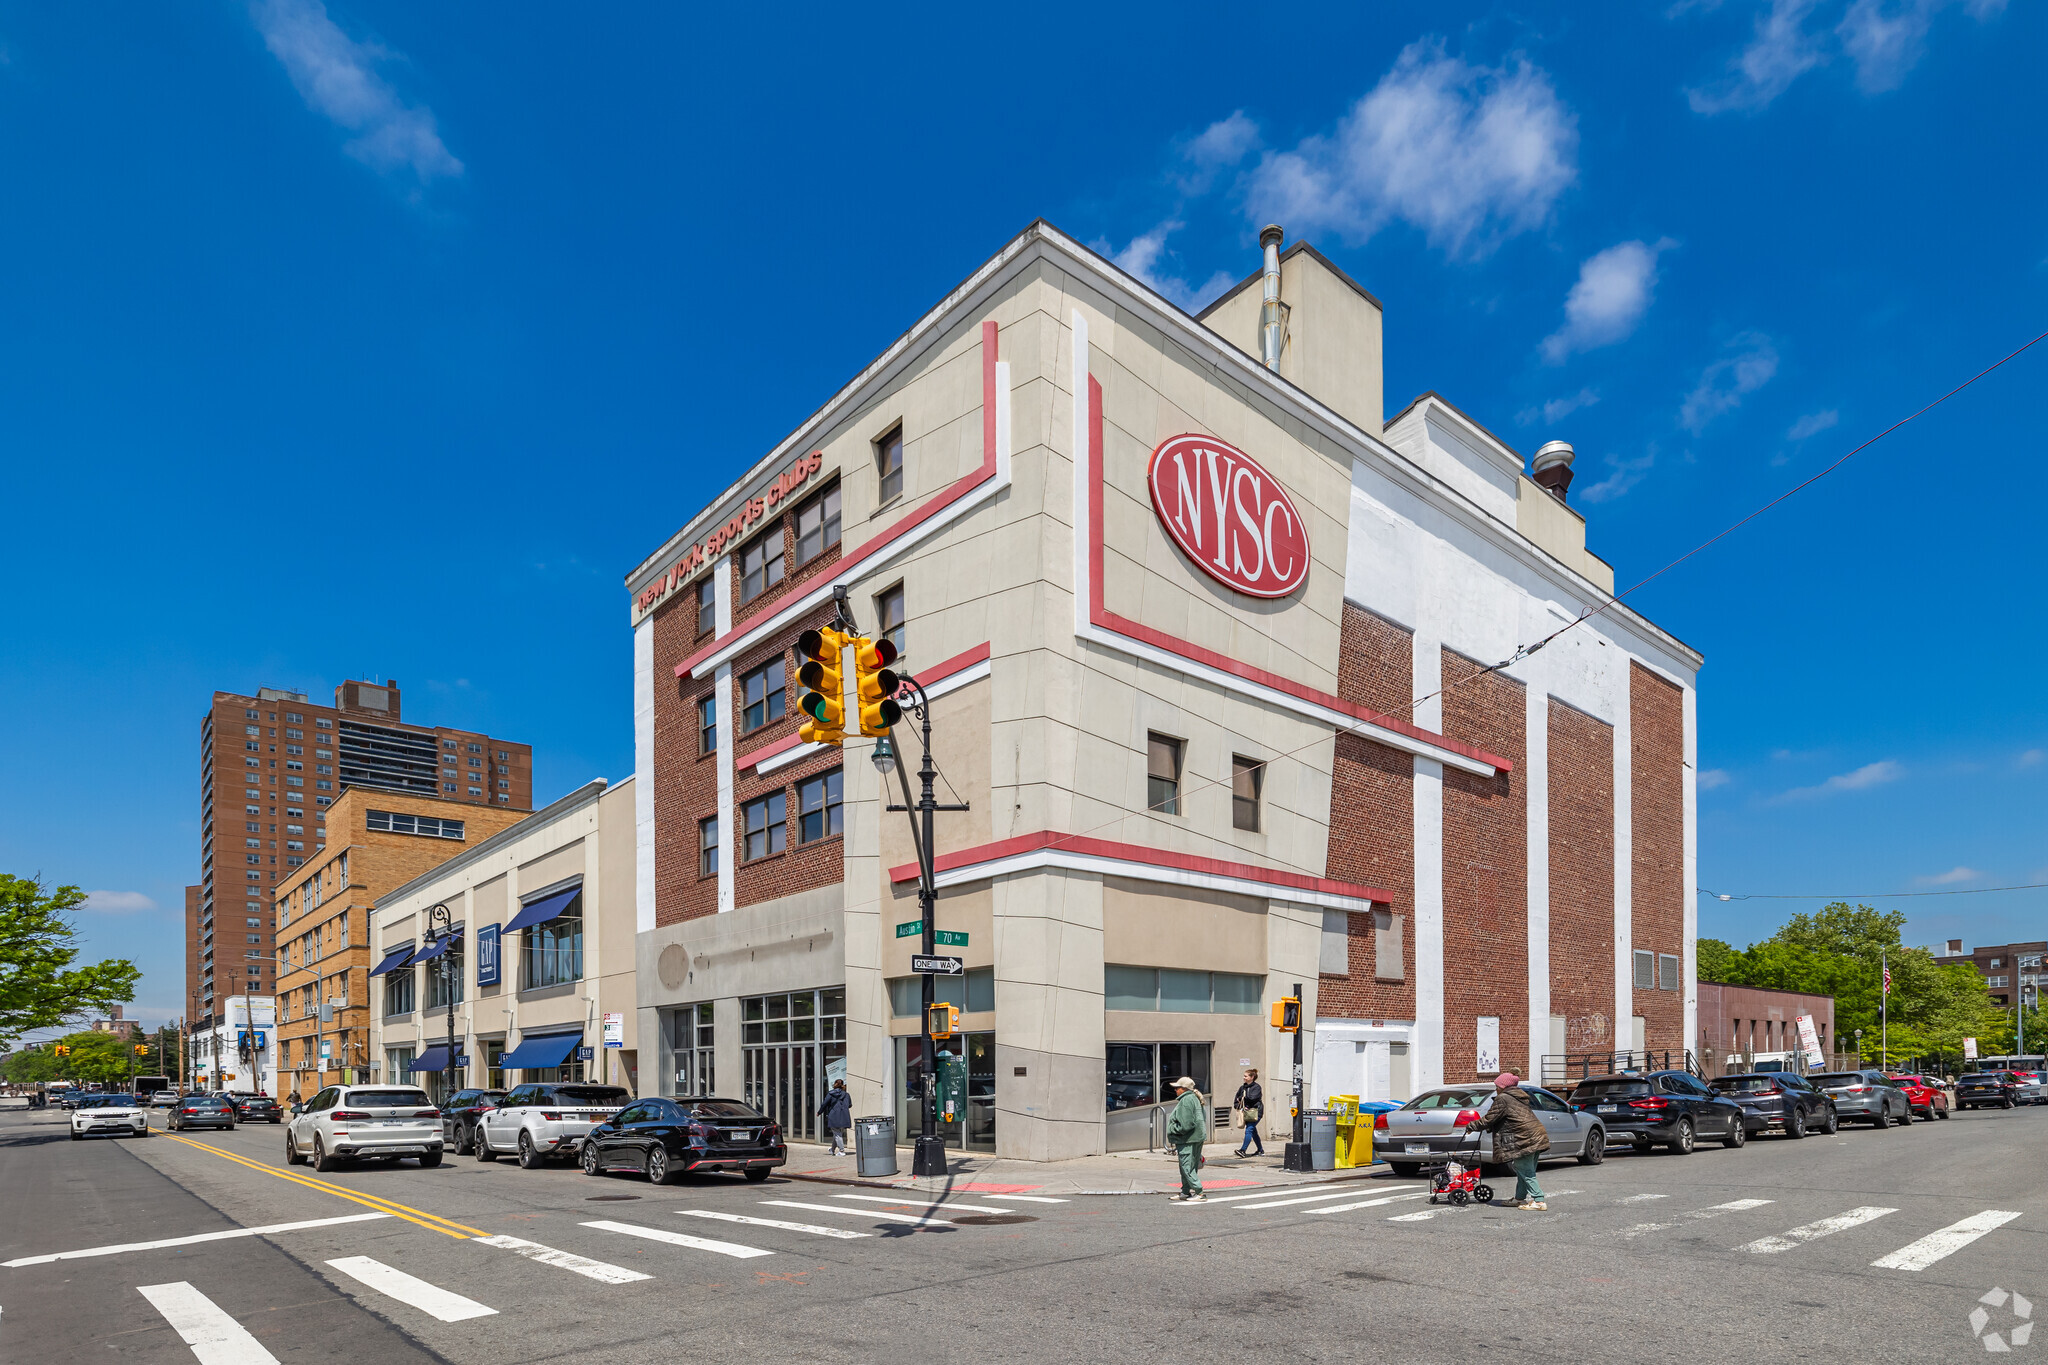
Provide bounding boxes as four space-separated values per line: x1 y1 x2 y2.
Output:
1177 111 1261 193
1774 757 1903 800
1581 448 1658 503
1698 768 1733 789
1099 221 1235 312
1540 239 1676 363
1518 388 1600 426
251 0 462 183
1688 0 1828 112
1787 408 1839 440
1915 865 1983 885
1837 0 1939 90
1245 39 1577 258
1680 332 1779 433
81 890 158 913
2017 748 2045 769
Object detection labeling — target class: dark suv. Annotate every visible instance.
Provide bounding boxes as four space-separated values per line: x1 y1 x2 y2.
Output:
1711 1073 1838 1138
441 1088 509 1155
1570 1070 1748 1153
1957 1072 2021 1110
220 1092 282 1124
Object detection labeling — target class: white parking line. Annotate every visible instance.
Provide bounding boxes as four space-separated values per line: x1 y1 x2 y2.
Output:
1237 1188 1404 1211
4 1213 391 1269
679 1210 870 1239
579 1220 772 1259
1304 1192 1431 1215
830 1194 1014 1214
324 1257 497 1322
1872 1211 2022 1271
138 1282 279 1365
989 1194 1068 1204
762 1200 952 1227
472 1234 651 1284
1741 1206 1897 1254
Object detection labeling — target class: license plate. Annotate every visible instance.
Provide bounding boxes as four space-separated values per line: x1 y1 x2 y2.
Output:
1598 1105 1618 1113
1405 1143 1430 1154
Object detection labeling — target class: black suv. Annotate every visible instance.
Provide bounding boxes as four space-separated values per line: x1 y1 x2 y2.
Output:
1711 1072 1839 1138
220 1092 283 1124
1957 1072 2021 1110
1570 1070 1748 1153
442 1088 509 1155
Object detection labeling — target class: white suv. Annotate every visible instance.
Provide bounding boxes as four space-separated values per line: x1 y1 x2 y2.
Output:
71 1093 149 1140
478 1082 630 1168
285 1084 444 1171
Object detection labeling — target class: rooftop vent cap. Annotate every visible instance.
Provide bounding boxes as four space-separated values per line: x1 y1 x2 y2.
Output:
1532 440 1575 502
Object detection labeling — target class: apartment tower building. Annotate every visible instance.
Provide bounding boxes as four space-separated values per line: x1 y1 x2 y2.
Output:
193 678 533 1028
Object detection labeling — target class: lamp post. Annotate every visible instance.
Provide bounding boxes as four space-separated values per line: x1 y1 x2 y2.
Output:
426 903 461 1104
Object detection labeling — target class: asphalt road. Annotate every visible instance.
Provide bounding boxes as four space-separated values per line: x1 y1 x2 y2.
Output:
3 1101 2043 1363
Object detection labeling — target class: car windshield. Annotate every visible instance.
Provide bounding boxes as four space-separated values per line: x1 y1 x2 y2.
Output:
1811 1074 1869 1087
1958 1074 1999 1083
548 1086 630 1105
185 1098 228 1108
1571 1079 1651 1099
79 1095 138 1108
683 1101 763 1118
1403 1090 1494 1110
344 1091 431 1107
1713 1077 1780 1093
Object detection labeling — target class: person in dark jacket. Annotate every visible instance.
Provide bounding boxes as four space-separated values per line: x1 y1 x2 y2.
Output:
1464 1073 1551 1209
818 1080 853 1155
1231 1069 1265 1157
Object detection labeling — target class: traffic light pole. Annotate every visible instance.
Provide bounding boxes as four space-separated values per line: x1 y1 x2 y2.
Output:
1282 980 1312 1172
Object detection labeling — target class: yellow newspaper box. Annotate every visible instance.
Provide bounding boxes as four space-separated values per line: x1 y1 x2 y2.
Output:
1329 1094 1372 1169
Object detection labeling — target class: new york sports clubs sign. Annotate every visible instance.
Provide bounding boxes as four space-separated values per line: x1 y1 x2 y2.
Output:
1146 435 1309 599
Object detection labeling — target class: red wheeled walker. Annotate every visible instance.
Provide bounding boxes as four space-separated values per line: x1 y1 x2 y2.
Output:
1427 1157 1496 1207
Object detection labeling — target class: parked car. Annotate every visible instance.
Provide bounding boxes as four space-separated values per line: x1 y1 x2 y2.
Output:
169 1096 237 1131
149 1091 182 1109
441 1088 509 1155
1956 1071 2023 1110
1886 1074 1951 1120
1808 1070 1912 1126
1375 1084 1606 1177
218 1092 282 1124
70 1093 148 1140
581 1096 787 1184
1568 1070 1747 1154
2010 1071 2048 1105
285 1084 444 1171
1711 1072 1839 1138
477 1083 631 1169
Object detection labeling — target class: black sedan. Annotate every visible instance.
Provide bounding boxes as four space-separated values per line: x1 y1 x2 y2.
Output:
1569 1070 1748 1153
1711 1073 1839 1139
1957 1072 2022 1110
581 1097 786 1185
168 1096 237 1131
219 1092 283 1124
441 1088 508 1155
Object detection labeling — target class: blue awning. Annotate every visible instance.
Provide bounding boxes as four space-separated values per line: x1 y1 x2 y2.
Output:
409 1045 452 1073
369 945 416 977
498 1031 582 1071
411 934 456 965
505 886 580 935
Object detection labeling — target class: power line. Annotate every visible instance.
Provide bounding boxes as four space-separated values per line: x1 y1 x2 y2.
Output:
1701 883 2048 902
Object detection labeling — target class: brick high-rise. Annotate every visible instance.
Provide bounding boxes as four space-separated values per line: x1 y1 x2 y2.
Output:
192 678 533 1028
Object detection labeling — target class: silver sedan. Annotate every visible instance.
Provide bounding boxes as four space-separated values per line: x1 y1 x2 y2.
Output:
1378 1085 1606 1178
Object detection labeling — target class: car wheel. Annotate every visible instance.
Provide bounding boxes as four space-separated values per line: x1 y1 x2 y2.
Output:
648 1147 674 1186
1667 1118 1695 1155
1388 1162 1421 1179
418 1151 442 1169
225 1122 235 1131
1821 1106 1838 1134
1787 1109 1807 1140
1937 1105 1950 1120
1722 1117 1746 1149
69 1131 81 1141
1577 1127 1606 1165
517 1131 544 1170
313 1136 341 1173
582 1142 604 1177
1871 1110 1891 1128
1899 1104 1912 1125
476 1130 498 1161
744 1166 772 1183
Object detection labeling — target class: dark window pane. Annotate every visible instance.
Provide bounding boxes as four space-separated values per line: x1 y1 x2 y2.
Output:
794 484 841 567
1104 965 1157 1011
696 579 716 636
1232 755 1263 831
876 585 906 657
1147 734 1181 815
698 695 718 754
877 429 903 503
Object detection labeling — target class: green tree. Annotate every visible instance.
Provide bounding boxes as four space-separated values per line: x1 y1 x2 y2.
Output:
0 875 140 1050
1697 937 1741 984
3 1047 62 1085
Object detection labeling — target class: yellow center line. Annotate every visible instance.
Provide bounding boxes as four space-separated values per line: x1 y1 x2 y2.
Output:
156 1132 487 1240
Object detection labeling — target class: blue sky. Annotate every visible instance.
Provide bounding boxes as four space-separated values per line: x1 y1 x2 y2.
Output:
1 2 2042 1029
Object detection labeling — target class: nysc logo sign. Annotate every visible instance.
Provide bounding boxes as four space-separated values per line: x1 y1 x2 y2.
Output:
1971 1287 2033 1353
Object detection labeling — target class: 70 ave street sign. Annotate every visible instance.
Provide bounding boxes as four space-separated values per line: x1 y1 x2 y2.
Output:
912 955 964 975
896 921 967 945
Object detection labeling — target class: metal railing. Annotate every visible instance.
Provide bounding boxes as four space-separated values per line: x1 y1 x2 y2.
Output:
1539 1049 1704 1088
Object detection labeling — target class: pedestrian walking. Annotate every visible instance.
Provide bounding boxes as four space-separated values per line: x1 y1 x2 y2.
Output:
1231 1068 1265 1157
1165 1076 1208 1202
1463 1072 1550 1209
818 1079 853 1155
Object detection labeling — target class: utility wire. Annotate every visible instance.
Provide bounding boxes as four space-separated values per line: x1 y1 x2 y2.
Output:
1701 883 2048 901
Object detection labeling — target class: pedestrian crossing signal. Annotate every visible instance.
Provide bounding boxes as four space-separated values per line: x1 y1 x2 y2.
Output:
1271 997 1301 1032
854 636 902 736
927 1002 959 1039
796 626 850 745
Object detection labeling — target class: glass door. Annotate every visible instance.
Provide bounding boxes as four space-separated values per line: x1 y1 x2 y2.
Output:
897 1033 996 1152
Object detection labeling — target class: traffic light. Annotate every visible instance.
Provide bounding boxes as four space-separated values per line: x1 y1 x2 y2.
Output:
795 627 850 745
1271 997 1302 1032
53 1045 70 1057
927 1002 959 1039
134 1045 148 1056
854 636 902 736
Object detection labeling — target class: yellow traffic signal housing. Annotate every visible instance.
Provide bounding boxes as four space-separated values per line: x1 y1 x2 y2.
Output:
927 1002 959 1039
1271 997 1302 1032
134 1044 148 1055
796 626 849 745
854 636 903 736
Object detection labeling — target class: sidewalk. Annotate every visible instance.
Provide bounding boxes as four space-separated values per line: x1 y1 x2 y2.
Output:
777 1139 1390 1196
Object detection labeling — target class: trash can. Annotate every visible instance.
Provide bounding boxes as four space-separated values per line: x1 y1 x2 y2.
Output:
1329 1095 1369 1169
854 1115 898 1178
1306 1109 1337 1171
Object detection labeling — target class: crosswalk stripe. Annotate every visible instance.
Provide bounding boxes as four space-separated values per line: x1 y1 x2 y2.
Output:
579 1220 772 1259
6 1213 391 1268
679 1210 870 1239
1388 1211 1436 1222
831 1194 1013 1214
763 1200 953 1226
1871 1211 2022 1271
1741 1206 1897 1254
1197 1183 1422 1205
1618 1194 1669 1204
472 1234 652 1283
1621 1197 1775 1237
1236 1188 1400 1211
138 1282 280 1365
989 1194 1068 1204
1304 1192 1431 1215
324 1256 497 1322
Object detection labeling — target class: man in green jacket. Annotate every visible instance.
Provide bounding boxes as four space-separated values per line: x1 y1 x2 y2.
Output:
1165 1076 1207 1202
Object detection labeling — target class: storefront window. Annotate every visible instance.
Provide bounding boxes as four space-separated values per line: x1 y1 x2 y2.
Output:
898 1033 994 1152
671 1002 715 1096
424 938 465 1009
485 1040 506 1093
741 989 846 1140
384 968 415 1016
522 899 582 989
1106 1041 1213 1111
1104 965 1263 1014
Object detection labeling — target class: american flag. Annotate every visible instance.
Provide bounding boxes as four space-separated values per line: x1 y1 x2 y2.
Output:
1883 964 1892 994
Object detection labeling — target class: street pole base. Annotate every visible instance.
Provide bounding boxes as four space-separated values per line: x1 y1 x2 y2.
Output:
1282 1142 1315 1173
911 1135 949 1177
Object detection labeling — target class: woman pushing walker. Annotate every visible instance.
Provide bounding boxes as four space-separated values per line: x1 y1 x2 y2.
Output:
1461 1072 1550 1210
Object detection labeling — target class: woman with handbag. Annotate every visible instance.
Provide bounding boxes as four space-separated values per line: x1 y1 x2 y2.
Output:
1232 1069 1265 1157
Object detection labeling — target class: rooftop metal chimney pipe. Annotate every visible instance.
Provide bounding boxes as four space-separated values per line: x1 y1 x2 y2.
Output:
1258 224 1286 371
1532 440 1576 502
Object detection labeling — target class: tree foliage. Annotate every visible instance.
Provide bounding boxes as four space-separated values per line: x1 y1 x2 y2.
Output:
0 874 141 1051
2 1029 139 1085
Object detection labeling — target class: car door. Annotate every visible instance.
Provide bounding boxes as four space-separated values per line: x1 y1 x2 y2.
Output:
488 1086 531 1146
1525 1087 1581 1156
296 1087 334 1144
604 1102 647 1169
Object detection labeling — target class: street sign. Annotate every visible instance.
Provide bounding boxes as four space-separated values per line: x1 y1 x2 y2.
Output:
934 930 968 947
912 955 964 975
576 1046 595 1062
603 1012 624 1048
895 920 922 938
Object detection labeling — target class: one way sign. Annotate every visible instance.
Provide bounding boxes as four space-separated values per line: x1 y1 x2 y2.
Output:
912 955 964 976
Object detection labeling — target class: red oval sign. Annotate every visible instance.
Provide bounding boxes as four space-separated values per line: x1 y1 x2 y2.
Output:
1146 434 1310 598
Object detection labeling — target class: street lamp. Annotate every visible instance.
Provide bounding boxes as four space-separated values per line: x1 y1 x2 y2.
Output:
425 903 462 1104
